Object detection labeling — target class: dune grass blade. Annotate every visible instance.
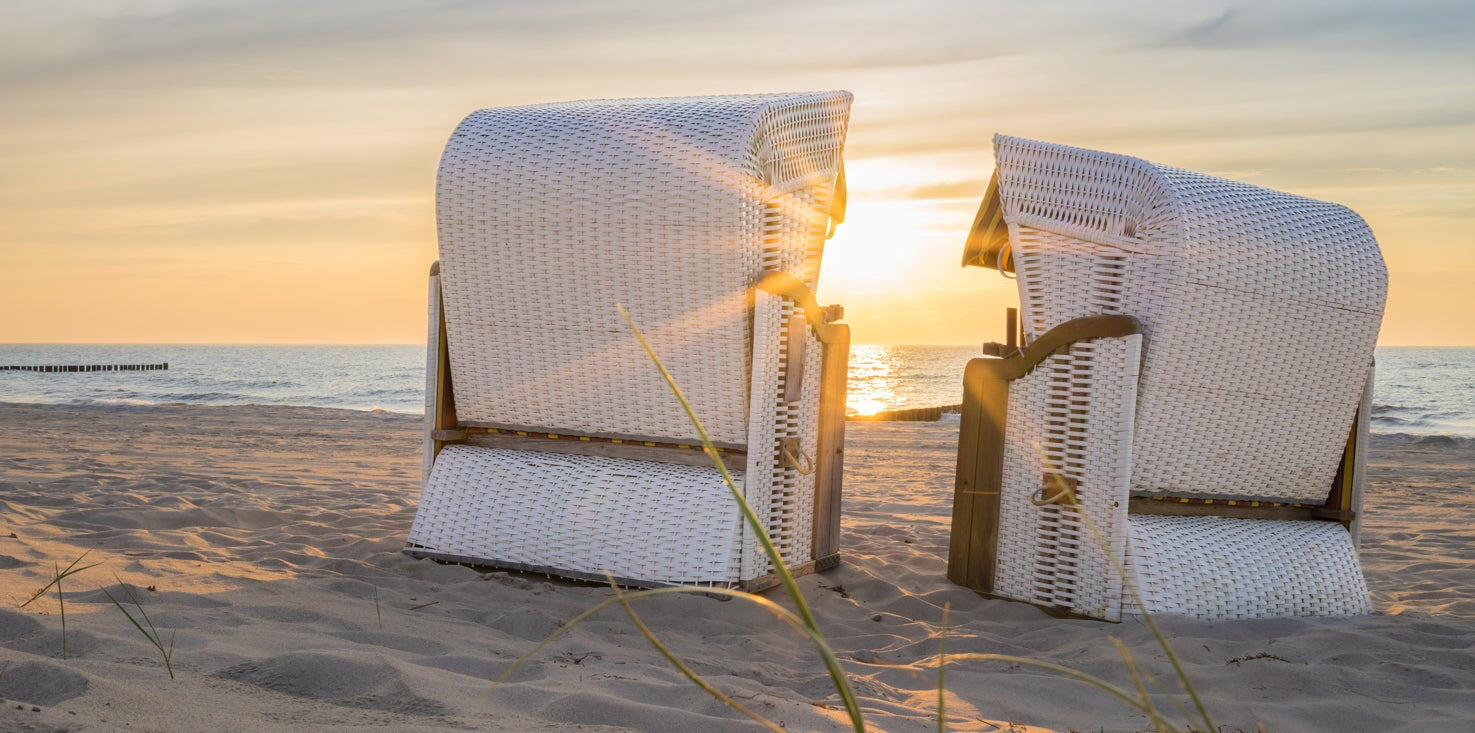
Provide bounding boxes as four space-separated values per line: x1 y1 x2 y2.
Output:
57 563 66 659
101 574 175 680
617 305 865 731
20 549 99 609
1109 638 1178 732
1116 581 1212 729
1133 608 1212 730
374 585 383 629
945 652 1188 733
1048 484 1214 731
491 585 834 690
20 549 100 660
608 579 784 732
937 604 948 733
1118 636 1201 727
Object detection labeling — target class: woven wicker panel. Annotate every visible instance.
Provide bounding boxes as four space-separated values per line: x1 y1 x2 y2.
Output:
436 92 851 446
992 355 1052 605
1012 225 1106 340
992 335 1141 621
786 320 825 565
994 135 1386 501
1124 515 1372 619
760 302 825 571
738 294 824 572
741 291 784 580
409 445 745 585
1133 286 1383 500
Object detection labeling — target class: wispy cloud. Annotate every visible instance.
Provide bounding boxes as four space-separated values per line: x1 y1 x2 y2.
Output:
1157 0 1475 51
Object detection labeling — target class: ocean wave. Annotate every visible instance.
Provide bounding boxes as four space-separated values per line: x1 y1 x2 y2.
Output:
208 379 302 390
1372 414 1475 433
154 391 255 403
1373 414 1417 425
1370 432 1467 447
71 397 157 407
1373 404 1466 420
348 388 422 399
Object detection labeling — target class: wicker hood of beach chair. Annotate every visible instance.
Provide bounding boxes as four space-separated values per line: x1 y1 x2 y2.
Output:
405 92 853 589
950 135 1387 621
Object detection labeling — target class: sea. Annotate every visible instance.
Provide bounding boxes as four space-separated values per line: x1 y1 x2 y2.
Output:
1 344 1472 439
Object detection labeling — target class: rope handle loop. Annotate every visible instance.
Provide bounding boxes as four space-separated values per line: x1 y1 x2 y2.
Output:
1031 472 1079 507
779 438 815 476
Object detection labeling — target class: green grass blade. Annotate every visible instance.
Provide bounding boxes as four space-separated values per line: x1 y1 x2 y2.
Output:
1109 637 1149 705
117 577 159 636
608 579 784 732
489 587 849 708
1121 636 1199 727
945 652 1184 732
20 550 99 660
488 586 816 693
102 587 157 648
1109 638 1177 732
20 549 99 609
937 604 948 733
57 563 66 660
1045 474 1214 731
1133 609 1213 730
102 574 175 679
618 305 866 731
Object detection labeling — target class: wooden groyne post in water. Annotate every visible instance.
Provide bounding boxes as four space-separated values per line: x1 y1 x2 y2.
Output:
1 363 168 373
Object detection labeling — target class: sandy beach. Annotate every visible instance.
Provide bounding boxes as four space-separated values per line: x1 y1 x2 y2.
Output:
2 402 1474 732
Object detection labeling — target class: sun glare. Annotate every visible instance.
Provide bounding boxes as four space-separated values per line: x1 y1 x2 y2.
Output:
824 201 928 290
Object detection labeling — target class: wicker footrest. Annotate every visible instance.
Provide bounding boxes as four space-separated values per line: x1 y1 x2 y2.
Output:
1124 515 1371 619
407 444 746 586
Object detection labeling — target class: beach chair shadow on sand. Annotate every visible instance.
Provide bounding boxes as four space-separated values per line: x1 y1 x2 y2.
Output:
949 135 1388 621
405 93 854 590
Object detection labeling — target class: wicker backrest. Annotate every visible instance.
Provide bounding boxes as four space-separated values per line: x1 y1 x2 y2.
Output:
992 135 1387 501
435 93 852 447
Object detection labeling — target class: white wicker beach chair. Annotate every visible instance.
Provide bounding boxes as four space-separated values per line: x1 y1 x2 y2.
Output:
406 93 853 589
949 135 1387 620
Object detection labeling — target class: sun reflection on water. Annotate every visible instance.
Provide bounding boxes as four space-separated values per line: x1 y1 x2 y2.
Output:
845 345 978 415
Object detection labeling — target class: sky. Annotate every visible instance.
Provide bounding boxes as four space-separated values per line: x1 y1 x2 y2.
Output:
1 0 1472 346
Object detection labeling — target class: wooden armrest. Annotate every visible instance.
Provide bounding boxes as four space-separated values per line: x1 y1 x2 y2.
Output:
969 315 1142 383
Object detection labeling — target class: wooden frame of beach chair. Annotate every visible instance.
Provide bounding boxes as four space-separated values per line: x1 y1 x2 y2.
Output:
406 93 853 590
947 136 1386 620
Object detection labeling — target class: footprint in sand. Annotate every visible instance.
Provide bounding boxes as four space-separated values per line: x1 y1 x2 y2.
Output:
0 661 89 706
214 651 447 715
0 608 101 658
